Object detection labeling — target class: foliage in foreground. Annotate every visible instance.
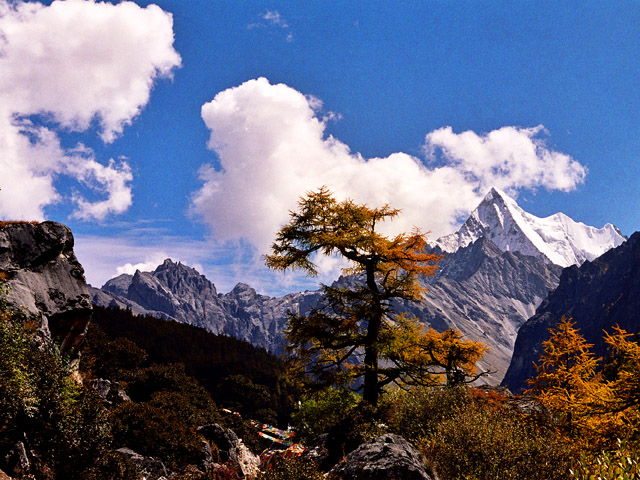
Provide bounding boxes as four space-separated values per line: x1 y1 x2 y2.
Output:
0 295 114 479
91 305 298 425
570 439 640 480
382 386 576 480
291 387 360 442
257 457 325 480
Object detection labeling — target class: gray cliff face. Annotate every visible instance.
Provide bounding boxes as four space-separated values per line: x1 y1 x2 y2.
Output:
0 221 92 354
401 238 562 383
97 259 321 353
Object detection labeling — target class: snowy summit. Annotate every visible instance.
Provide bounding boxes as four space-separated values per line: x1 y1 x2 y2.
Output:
436 188 626 267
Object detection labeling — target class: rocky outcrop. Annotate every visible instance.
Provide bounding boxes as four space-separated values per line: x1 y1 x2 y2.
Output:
115 448 168 480
2 441 29 479
503 231 640 393
0 221 92 355
90 378 131 403
197 424 260 479
329 434 432 480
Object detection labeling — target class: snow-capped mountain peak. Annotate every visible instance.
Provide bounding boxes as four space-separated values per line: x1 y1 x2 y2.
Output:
436 187 625 267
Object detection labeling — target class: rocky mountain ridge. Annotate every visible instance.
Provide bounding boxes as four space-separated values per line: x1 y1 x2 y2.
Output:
94 259 321 353
402 237 562 382
93 238 560 382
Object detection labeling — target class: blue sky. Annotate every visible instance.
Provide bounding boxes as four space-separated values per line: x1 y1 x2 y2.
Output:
0 0 638 295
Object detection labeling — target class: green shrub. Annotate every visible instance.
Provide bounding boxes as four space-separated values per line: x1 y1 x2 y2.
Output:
110 364 220 471
0 299 114 479
382 385 471 444
384 386 575 480
321 400 386 470
111 401 205 471
570 439 640 480
292 387 360 442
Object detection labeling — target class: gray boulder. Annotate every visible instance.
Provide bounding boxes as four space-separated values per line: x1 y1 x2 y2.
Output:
115 447 168 480
330 434 432 480
0 221 92 355
90 378 131 403
198 424 239 463
197 424 260 478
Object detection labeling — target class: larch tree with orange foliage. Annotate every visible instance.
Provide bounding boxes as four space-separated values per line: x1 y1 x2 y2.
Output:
526 317 601 435
526 317 640 448
386 323 489 387
265 187 488 406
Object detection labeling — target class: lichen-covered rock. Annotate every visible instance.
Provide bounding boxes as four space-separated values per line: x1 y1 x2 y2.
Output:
115 447 169 480
0 221 91 355
329 434 432 480
197 424 260 479
90 378 131 403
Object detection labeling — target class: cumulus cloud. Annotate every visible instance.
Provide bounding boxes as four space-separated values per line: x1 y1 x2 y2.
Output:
192 78 587 254
0 0 181 220
424 125 587 194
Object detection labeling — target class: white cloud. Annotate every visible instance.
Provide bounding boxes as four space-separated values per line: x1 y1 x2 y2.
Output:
263 10 288 28
192 78 587 256
74 234 207 287
0 0 181 221
248 10 292 41
424 125 587 195
116 255 171 276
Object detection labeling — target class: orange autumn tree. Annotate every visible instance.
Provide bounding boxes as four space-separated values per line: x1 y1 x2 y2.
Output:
602 326 640 417
386 322 489 387
526 317 640 448
265 187 488 406
526 317 602 436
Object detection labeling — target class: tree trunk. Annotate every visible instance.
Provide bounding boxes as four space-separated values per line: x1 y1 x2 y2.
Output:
363 263 382 406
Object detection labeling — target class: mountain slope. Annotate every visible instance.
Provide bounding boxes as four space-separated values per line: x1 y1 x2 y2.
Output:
502 231 640 393
404 237 562 382
94 240 560 382
435 188 625 267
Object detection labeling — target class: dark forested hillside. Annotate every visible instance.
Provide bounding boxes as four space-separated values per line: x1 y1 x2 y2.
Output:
89 305 299 425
